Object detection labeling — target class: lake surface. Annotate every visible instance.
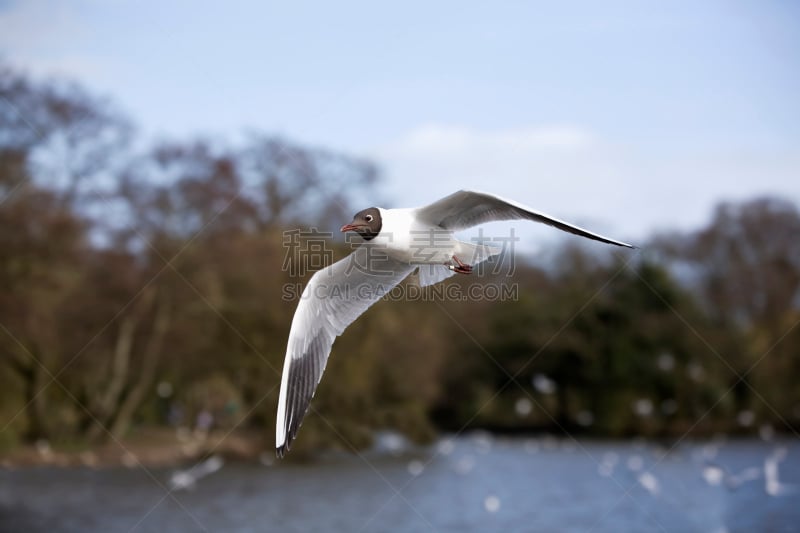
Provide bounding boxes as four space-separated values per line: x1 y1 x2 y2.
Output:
1 435 798 532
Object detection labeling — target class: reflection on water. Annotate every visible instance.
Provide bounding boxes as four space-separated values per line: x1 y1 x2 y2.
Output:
1 437 798 532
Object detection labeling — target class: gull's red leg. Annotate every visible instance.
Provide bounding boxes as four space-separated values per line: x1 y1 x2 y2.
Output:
447 255 473 275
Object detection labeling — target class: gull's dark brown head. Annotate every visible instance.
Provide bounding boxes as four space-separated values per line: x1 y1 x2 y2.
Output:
340 207 382 241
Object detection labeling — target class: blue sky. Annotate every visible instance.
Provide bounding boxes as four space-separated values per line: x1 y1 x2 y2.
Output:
2 0 799 247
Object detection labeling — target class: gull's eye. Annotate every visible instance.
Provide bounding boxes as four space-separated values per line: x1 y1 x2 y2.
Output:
365 215 373 222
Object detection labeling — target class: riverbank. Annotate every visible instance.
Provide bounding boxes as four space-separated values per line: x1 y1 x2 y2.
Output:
2 424 788 469
0 427 267 469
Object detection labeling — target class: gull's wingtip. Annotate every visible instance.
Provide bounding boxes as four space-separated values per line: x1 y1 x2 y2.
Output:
276 442 289 458
610 238 637 249
276 430 289 458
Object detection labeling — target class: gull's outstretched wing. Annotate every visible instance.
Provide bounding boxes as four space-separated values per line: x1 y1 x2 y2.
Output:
415 189 634 248
276 245 415 456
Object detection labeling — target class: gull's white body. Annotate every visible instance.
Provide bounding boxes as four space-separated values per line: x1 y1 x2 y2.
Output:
275 190 634 455
371 208 418 262
373 207 497 286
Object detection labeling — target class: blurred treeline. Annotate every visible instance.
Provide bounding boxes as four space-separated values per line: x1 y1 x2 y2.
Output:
1 65 799 454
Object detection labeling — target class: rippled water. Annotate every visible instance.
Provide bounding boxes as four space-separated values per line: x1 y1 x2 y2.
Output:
1 437 798 532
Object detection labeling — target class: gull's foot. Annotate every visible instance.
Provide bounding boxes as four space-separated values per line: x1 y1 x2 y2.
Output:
447 255 473 275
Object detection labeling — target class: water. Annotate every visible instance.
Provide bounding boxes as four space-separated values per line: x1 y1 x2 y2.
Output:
1 437 798 532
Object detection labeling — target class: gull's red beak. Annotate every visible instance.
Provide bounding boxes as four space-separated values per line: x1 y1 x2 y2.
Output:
340 223 365 233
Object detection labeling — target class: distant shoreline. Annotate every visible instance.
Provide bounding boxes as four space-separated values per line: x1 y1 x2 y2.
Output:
0 428 267 469
1 426 786 469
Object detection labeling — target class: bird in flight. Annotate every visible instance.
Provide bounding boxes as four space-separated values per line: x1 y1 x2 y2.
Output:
276 190 634 456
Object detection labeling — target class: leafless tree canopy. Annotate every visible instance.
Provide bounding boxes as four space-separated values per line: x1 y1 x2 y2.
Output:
1 65 798 452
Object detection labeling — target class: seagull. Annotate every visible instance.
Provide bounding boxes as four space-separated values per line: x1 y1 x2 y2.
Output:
764 446 794 496
702 461 762 490
276 190 634 456
637 471 660 496
168 455 224 491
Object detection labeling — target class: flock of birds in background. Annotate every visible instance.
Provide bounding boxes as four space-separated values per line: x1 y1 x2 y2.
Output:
164 432 795 512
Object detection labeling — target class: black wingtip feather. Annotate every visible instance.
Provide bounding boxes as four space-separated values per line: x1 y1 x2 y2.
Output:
276 442 289 458
277 338 323 458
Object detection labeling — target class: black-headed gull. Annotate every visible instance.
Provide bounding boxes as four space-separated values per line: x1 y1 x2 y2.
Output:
276 190 634 456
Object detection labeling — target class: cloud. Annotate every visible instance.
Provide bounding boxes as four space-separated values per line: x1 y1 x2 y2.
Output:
372 123 800 249
385 123 594 156
375 123 612 205
372 123 635 249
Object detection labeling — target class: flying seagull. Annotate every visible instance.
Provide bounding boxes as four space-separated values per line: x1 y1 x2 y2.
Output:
276 190 634 456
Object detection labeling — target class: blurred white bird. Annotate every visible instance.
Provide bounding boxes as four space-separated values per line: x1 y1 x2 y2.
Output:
637 471 660 496
764 447 794 497
702 462 761 490
169 455 224 491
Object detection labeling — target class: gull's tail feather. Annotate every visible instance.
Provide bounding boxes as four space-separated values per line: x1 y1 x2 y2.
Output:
412 242 501 287
415 264 456 287
455 241 501 265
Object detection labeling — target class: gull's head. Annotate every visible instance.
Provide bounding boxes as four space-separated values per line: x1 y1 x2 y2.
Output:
340 207 382 241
